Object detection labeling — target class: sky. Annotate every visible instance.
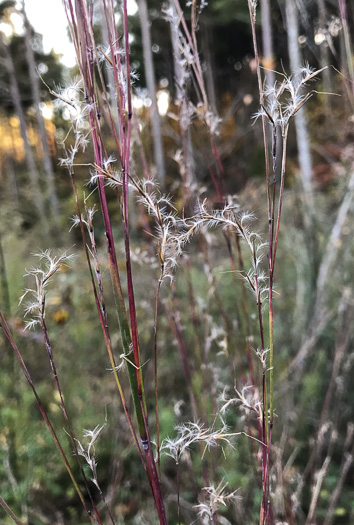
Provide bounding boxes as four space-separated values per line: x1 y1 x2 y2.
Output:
3 1 169 114
24 0 76 67
16 0 138 68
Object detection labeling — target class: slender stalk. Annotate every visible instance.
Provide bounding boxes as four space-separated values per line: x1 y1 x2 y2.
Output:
324 443 354 525
69 172 147 471
168 288 198 419
0 314 99 524
39 299 104 525
93 483 116 525
247 0 271 454
177 461 181 525
0 496 24 525
271 129 289 277
247 0 272 222
121 0 146 402
173 0 208 106
235 234 255 385
65 0 149 445
185 258 203 366
252 241 268 498
154 276 163 476
260 127 289 524
63 1 167 520
121 5 167 518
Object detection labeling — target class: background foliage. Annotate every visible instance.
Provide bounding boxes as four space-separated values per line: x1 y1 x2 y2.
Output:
0 0 354 524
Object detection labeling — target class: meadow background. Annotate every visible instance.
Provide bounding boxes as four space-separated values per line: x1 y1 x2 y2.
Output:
0 0 354 523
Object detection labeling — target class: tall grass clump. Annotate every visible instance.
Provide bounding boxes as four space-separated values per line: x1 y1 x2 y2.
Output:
2 0 350 524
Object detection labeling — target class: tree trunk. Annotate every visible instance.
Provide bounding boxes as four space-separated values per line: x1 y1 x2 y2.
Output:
0 230 11 316
285 0 318 318
4 154 19 204
23 9 60 233
285 0 313 202
317 0 332 100
0 34 49 237
169 0 183 100
167 0 196 203
201 17 217 111
260 0 275 87
137 0 166 188
338 0 354 105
